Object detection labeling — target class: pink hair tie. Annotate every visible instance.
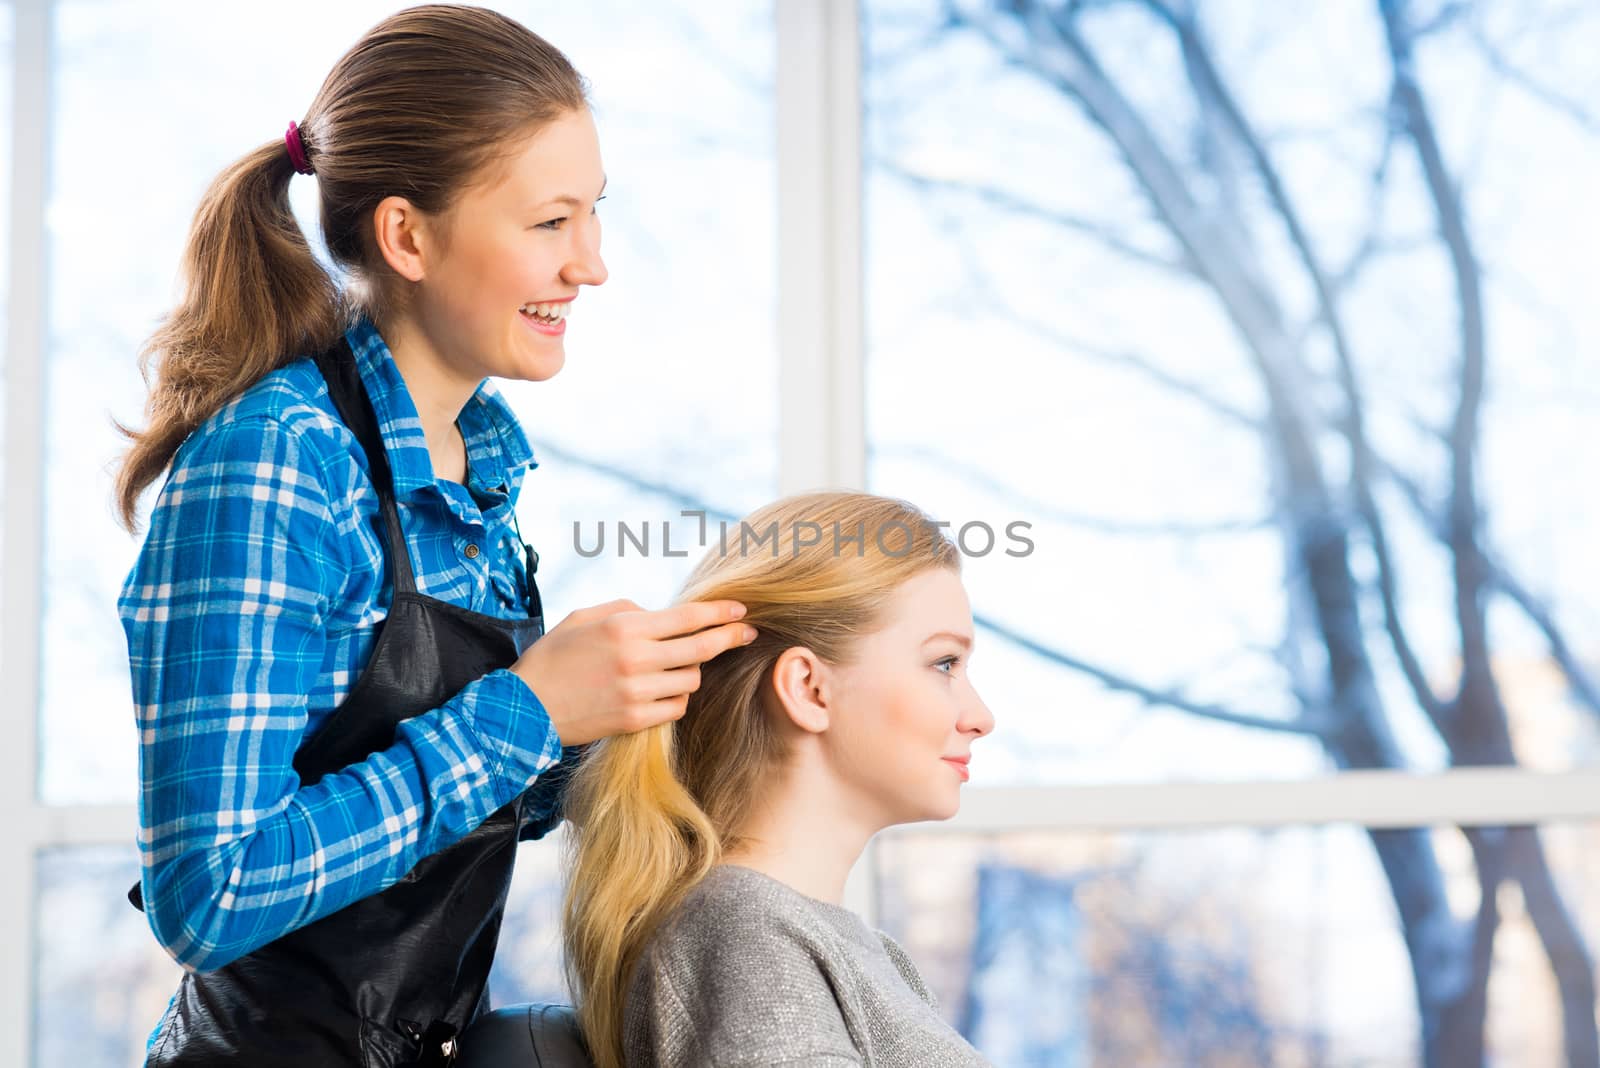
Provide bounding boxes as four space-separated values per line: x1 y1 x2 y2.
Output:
284 121 314 175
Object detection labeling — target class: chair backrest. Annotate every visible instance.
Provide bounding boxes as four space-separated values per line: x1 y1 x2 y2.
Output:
456 1003 594 1068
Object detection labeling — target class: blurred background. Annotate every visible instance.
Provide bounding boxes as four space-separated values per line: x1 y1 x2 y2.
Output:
4 0 1599 1065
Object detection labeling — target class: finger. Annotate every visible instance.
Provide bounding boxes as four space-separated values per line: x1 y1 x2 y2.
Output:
630 665 705 703
643 620 758 671
624 693 692 733
631 600 748 641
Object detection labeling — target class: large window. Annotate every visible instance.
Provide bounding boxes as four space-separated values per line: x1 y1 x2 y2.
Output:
7 1 1599 1065
860 1 1600 1063
862 0 1600 788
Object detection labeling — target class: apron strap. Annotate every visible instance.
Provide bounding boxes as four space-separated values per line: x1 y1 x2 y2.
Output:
312 338 419 596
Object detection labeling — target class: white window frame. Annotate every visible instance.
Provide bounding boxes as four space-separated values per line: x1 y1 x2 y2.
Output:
3 0 1598 1062
5 0 50 1061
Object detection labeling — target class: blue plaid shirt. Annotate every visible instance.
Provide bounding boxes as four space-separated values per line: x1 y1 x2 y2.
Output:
121 318 565 974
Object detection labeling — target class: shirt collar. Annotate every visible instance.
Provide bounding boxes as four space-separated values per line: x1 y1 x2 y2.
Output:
343 318 538 503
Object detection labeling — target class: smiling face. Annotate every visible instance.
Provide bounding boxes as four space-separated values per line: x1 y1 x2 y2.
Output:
405 107 609 385
817 567 995 828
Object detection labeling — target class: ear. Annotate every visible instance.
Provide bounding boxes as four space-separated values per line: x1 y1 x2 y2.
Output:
768 646 833 735
371 195 432 283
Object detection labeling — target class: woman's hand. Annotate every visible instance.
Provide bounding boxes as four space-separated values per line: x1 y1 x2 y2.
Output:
511 599 757 746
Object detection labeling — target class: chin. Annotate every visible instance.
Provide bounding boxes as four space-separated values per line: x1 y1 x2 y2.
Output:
916 793 962 824
506 346 566 382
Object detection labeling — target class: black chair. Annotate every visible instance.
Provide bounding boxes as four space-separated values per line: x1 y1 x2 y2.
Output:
456 1003 594 1067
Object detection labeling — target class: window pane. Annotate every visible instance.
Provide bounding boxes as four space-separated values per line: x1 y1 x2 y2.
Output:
862 3 1600 785
34 847 181 1066
491 832 572 1006
876 822 1600 1067
39 0 775 803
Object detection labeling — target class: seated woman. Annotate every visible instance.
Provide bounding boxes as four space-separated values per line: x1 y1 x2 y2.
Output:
560 491 996 1067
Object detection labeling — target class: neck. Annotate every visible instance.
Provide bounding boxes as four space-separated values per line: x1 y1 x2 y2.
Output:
382 314 476 484
719 749 882 906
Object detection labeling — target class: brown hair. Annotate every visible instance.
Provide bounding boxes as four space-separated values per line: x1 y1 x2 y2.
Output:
561 491 963 1068
114 4 590 528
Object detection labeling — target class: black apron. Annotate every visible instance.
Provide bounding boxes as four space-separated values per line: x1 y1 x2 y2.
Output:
129 339 581 1067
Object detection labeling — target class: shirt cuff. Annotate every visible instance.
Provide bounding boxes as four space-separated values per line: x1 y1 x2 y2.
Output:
459 668 566 807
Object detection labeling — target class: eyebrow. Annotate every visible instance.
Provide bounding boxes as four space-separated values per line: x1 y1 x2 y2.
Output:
922 631 974 650
540 175 608 211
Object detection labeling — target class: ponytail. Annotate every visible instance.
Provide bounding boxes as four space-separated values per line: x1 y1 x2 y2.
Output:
113 138 344 529
561 727 719 1068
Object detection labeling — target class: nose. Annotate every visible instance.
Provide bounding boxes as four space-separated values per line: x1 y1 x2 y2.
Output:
959 682 995 738
562 214 608 287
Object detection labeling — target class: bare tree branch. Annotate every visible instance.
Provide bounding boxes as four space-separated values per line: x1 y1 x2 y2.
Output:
1467 19 1600 136
863 7 964 72
872 156 1197 277
877 442 1272 537
950 0 1414 772
976 610 1334 738
1374 454 1444 534
1486 564 1600 717
998 303 1264 429
1145 0 1453 728
1381 0 1494 708
1374 453 1600 724
1410 0 1474 39
1382 5 1597 1060
530 439 737 523
1508 826 1600 1067
1325 118 1410 299
897 180 1265 430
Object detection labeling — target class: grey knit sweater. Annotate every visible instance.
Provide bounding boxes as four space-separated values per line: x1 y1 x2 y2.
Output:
622 864 992 1067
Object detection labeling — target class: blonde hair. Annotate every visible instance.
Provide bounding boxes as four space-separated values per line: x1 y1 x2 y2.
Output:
560 491 962 1068
114 4 589 529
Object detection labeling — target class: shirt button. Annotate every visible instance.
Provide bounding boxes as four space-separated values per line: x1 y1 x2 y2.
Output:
464 543 481 559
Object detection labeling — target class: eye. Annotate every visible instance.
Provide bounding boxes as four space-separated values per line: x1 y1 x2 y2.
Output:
536 196 605 231
934 656 961 675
